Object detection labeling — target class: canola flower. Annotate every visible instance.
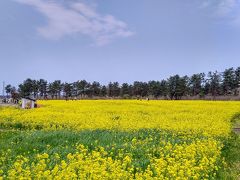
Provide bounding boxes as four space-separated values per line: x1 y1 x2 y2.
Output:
1 100 240 136
0 100 239 179
1 140 222 179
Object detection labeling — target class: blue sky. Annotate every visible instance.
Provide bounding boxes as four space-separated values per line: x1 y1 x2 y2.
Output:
0 0 240 92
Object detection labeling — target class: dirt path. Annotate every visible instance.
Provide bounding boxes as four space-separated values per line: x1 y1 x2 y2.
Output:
0 104 18 107
233 128 240 134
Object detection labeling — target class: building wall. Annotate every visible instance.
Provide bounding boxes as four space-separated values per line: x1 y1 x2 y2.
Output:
22 99 35 109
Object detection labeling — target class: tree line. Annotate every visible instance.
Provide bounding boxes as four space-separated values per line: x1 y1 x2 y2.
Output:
4 67 240 100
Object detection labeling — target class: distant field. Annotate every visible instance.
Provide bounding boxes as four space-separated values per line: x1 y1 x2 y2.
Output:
0 100 240 179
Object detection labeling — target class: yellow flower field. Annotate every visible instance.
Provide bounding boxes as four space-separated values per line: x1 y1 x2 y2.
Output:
0 100 240 179
1 100 240 136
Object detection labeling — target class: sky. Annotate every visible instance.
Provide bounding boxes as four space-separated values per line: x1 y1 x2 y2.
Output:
0 0 240 93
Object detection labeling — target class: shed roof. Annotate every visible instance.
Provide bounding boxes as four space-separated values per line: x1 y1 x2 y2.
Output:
22 97 36 101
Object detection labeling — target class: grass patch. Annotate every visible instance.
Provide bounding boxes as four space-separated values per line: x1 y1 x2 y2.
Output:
0 129 210 172
218 114 240 179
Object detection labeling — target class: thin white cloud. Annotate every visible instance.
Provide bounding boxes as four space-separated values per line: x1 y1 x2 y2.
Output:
15 0 134 45
200 0 238 17
200 0 240 27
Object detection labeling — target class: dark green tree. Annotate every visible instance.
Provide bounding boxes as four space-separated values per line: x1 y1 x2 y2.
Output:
100 85 107 97
48 81 61 99
189 73 205 96
52 80 62 99
120 83 130 97
5 84 12 98
207 71 221 98
222 68 235 95
112 82 120 97
31 80 39 98
18 78 34 97
10 86 19 100
107 82 113 97
167 75 188 100
133 81 148 98
148 81 161 98
234 67 240 95
76 80 88 97
160 80 168 98
37 79 48 99
91 81 101 96
63 83 73 99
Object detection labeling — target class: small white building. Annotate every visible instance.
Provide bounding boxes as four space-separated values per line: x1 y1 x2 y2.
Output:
237 87 240 96
21 97 36 109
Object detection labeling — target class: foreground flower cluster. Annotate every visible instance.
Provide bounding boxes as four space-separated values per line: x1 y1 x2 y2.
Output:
0 100 240 179
1 139 222 179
